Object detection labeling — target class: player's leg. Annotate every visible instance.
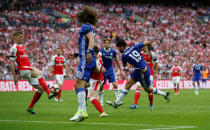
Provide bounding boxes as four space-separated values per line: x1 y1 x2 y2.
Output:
108 71 118 99
31 68 54 99
89 80 108 117
176 77 180 94
99 82 104 106
142 69 170 103
148 76 154 109
55 75 64 102
193 76 199 95
27 78 44 114
109 69 138 108
112 78 136 108
70 63 95 122
130 83 141 109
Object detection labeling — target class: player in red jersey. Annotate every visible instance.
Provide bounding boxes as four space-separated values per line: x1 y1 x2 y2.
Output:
130 44 159 109
87 46 108 117
170 61 182 95
9 31 56 114
50 48 69 102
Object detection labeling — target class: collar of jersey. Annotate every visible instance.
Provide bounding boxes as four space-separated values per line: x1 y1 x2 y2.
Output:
104 48 110 52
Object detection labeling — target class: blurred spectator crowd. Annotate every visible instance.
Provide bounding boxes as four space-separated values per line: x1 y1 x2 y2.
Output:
0 1 209 80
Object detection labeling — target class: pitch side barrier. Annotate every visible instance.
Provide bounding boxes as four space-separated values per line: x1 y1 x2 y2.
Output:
0 80 209 92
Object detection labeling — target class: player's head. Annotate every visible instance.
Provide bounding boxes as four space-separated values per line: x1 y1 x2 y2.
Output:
116 39 127 53
56 48 62 56
147 44 153 52
104 38 111 49
142 45 148 53
12 31 23 44
196 60 199 65
77 6 98 26
174 61 178 66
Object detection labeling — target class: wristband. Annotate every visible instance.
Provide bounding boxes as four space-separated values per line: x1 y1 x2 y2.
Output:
86 49 93 53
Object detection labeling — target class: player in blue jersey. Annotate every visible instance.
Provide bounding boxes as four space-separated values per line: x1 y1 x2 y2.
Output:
107 39 170 108
70 6 98 122
99 38 122 106
192 60 203 95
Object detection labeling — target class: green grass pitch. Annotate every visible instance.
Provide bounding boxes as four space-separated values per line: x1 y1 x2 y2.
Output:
0 89 209 130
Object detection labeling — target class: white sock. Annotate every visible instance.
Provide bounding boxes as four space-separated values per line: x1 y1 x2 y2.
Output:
153 88 166 96
115 89 128 104
99 91 104 104
77 88 86 111
114 89 119 99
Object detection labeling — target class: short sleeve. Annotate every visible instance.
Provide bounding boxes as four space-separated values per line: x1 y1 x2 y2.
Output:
63 57 66 65
134 42 144 49
50 56 55 66
152 51 158 63
9 46 17 61
80 24 93 35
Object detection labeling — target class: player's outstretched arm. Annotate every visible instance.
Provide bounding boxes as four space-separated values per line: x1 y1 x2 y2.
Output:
64 65 70 78
10 60 17 85
86 32 95 63
143 41 153 46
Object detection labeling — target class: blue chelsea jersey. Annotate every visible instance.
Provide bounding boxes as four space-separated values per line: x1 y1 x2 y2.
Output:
78 23 96 68
122 42 147 70
78 23 95 57
193 64 203 76
100 48 116 72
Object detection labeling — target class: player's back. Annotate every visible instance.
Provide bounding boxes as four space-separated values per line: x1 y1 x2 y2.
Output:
122 43 147 70
100 48 116 72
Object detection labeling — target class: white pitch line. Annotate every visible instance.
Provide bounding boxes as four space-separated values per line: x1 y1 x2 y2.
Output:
0 120 197 129
140 126 197 130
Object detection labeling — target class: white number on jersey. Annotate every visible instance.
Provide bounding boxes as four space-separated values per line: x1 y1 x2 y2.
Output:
129 50 141 62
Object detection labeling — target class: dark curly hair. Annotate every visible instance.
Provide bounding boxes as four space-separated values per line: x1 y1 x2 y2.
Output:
77 6 98 25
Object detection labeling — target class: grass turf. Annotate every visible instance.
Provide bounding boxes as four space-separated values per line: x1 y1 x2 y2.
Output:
0 89 209 130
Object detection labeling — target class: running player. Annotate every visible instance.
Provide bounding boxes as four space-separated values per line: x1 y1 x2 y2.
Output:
202 67 208 89
170 61 182 95
70 6 98 122
130 44 159 109
107 40 170 108
192 60 203 95
100 38 122 105
50 48 70 102
87 46 108 117
9 31 56 114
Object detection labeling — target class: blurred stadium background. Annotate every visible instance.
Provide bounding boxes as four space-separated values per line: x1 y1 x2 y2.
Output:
0 0 209 82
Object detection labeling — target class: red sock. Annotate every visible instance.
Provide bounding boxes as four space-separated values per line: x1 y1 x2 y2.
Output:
29 92 42 108
38 77 50 95
134 89 141 105
148 93 153 106
174 88 177 93
91 98 104 114
57 89 61 99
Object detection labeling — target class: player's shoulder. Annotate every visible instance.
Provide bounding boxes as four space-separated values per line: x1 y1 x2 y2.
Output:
110 48 116 53
80 23 93 32
52 55 57 59
10 44 18 52
100 48 104 52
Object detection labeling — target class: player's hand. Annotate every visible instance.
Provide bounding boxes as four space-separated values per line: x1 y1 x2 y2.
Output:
13 77 18 85
86 53 92 63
